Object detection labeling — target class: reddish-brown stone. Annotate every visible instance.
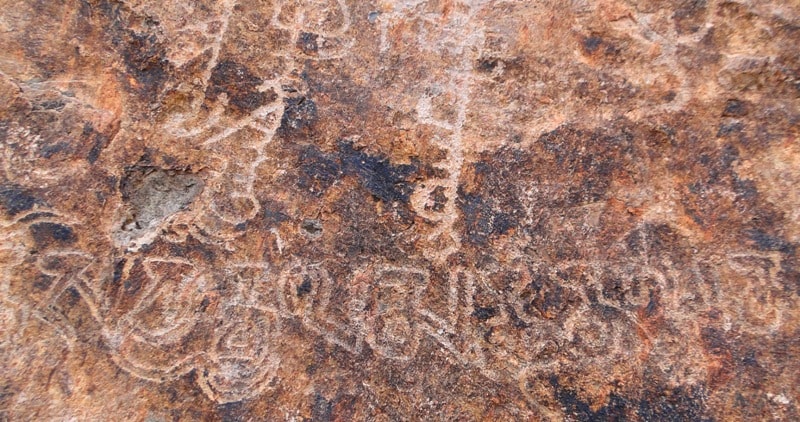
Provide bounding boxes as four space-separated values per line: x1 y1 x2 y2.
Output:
1 0 798 420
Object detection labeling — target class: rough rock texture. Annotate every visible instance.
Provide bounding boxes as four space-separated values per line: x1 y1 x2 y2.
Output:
1 0 799 420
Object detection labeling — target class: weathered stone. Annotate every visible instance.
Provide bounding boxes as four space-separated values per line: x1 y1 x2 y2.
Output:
1 0 798 420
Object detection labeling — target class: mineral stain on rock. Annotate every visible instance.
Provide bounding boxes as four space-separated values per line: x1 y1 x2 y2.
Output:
550 376 712 422
301 219 323 238
425 186 448 212
298 146 342 196
29 222 77 246
296 141 420 205
278 96 318 136
297 32 319 55
0 185 41 216
206 60 277 114
1 0 799 419
337 141 418 204
118 31 171 97
92 0 173 99
457 187 518 245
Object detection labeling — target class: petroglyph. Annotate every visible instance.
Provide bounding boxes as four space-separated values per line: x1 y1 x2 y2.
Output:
1 0 798 419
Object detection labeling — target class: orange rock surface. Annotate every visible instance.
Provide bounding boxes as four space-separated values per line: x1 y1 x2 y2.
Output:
1 0 798 419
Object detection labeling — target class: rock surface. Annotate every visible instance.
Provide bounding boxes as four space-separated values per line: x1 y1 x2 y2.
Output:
1 0 799 420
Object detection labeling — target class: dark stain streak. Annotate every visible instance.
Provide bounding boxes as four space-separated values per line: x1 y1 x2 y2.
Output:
83 122 113 164
112 258 126 283
457 188 517 245
425 186 448 212
717 122 744 137
259 199 290 227
722 99 748 117
29 222 77 246
298 147 341 197
476 58 498 72
583 36 603 54
297 141 420 205
39 142 72 159
33 99 66 111
472 305 497 321
92 0 172 98
297 32 319 55
312 393 333 422
645 289 661 317
206 60 276 114
118 31 170 96
296 277 312 297
338 141 418 204
279 96 318 135
216 400 246 422
0 185 42 216
746 229 794 254
301 219 323 237
550 376 712 421
18 212 58 223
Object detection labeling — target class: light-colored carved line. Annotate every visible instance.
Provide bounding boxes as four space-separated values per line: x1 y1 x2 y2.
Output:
417 269 492 369
123 261 204 343
608 9 693 115
0 297 30 346
409 4 485 264
517 364 566 421
31 308 79 347
198 99 284 229
362 266 429 361
200 0 237 96
277 260 365 354
108 340 199 382
724 252 787 334
200 101 283 147
164 104 224 138
199 303 282 403
197 353 280 404
125 257 194 314
35 250 94 310
334 0 352 35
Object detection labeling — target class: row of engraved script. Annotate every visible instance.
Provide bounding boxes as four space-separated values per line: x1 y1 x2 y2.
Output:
91 249 782 403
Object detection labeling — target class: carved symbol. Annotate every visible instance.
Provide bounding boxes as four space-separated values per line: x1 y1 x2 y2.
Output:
199 305 281 404
417 268 490 369
279 261 363 354
106 258 207 381
362 266 428 361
